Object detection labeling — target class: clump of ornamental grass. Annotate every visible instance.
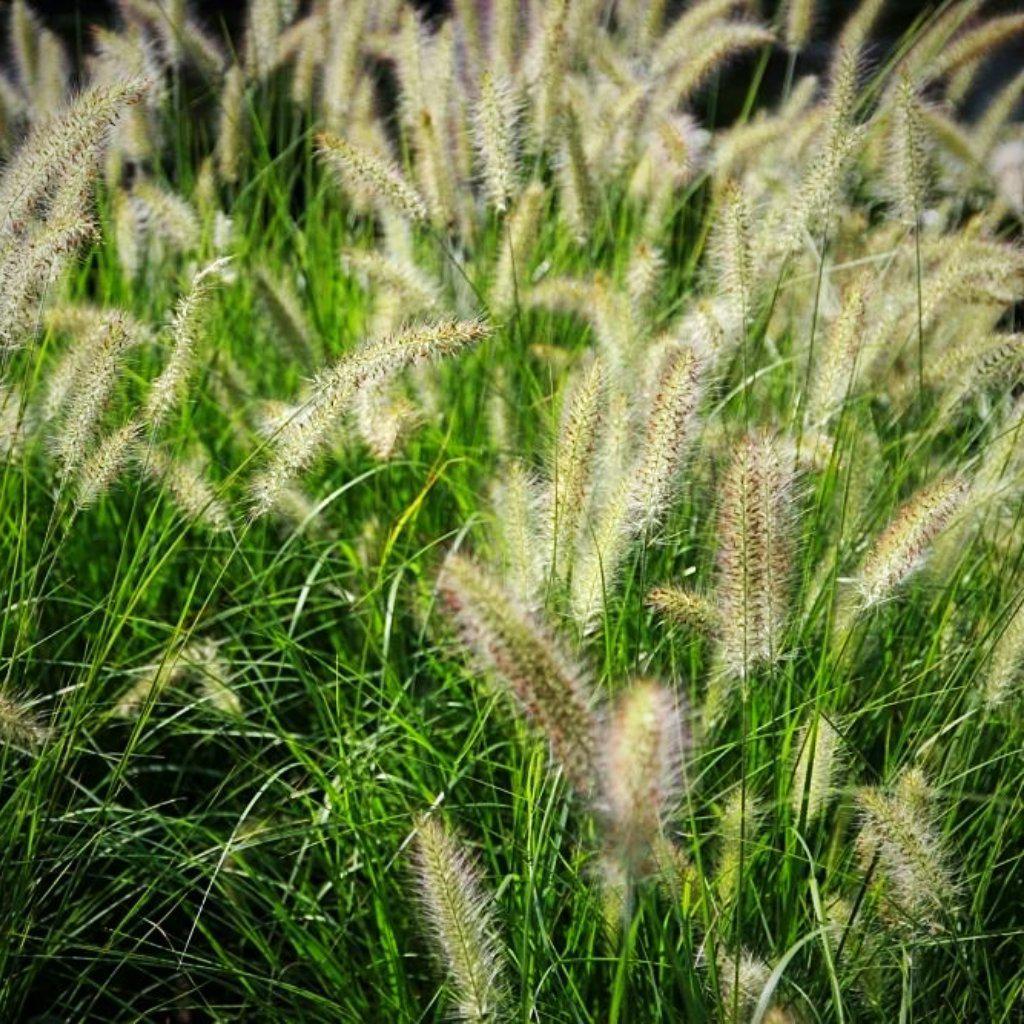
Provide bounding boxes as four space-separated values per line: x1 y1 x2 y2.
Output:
855 767 960 935
250 318 488 516
2 0 1023 1018
411 816 510 1024
436 552 599 795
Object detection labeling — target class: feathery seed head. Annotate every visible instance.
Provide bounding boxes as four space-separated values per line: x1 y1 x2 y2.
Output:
790 716 844 823
0 76 148 242
807 276 868 425
411 816 510 1024
75 419 142 509
717 948 772 1024
437 553 599 794
887 73 931 223
629 341 703 531
490 460 545 607
602 680 689 873
716 431 796 677
490 180 546 311
250 318 487 516
144 447 231 532
714 787 761 906
983 597 1024 709
785 0 816 52
556 103 595 244
317 132 428 222
648 586 721 636
145 257 229 428
0 686 48 750
216 64 247 184
52 312 134 481
473 72 519 212
626 241 664 316
855 476 968 609
550 356 606 580
856 768 960 934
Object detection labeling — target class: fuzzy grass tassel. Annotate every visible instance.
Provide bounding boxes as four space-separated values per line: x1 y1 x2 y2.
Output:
317 132 428 223
716 431 796 677
791 716 844 823
437 553 599 794
412 816 509 1024
853 477 968 610
856 768 960 935
145 258 230 428
251 318 487 516
602 680 688 873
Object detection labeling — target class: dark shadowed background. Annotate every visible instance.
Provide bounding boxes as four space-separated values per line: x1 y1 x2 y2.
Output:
12 1 1024 121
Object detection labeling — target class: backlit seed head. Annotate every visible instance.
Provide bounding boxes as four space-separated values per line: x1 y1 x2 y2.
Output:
790 716 844 823
856 767 960 934
317 131 428 223
437 553 599 794
411 816 510 1024
601 680 689 873
716 431 796 677
855 477 968 609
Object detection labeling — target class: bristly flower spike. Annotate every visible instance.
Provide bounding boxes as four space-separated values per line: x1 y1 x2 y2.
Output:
629 341 703 531
716 431 796 678
145 257 230 429
251 318 487 516
549 356 605 581
473 71 519 213
316 132 428 223
853 477 968 610
437 553 599 794
791 715 844 823
411 816 510 1024
602 680 688 873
